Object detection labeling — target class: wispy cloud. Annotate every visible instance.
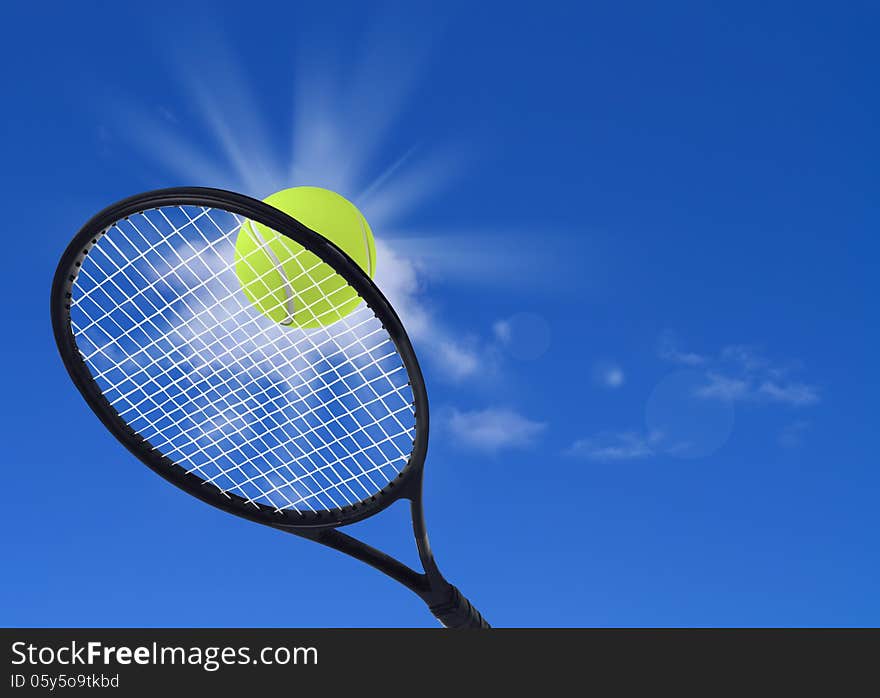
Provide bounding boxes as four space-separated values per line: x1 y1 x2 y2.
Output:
434 341 481 381
491 312 551 361
659 334 821 408
720 345 770 373
658 330 707 366
583 332 826 458
566 430 663 461
693 372 750 402
693 367 820 408
757 381 820 407
443 407 546 452
373 239 489 381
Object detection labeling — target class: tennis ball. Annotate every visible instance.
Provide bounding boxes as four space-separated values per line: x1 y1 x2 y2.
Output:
234 187 376 328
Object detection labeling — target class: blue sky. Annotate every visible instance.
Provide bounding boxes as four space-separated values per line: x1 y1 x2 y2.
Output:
1 1 877 626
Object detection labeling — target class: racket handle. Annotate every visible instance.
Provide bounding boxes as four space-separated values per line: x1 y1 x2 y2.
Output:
429 585 490 629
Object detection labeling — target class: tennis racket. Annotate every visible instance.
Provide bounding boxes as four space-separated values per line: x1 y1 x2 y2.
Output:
50 187 489 628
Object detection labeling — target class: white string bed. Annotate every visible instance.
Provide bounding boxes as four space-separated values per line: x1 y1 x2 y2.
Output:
68 205 417 515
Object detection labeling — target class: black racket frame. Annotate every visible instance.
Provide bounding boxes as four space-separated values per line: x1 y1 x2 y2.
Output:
50 187 488 628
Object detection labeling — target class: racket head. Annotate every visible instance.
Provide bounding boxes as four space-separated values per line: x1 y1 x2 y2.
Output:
51 187 428 530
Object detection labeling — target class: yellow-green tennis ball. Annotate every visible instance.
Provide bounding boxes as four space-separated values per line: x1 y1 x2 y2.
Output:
234 187 377 328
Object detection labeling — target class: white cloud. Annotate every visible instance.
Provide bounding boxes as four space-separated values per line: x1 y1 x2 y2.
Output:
758 381 820 407
720 345 769 373
692 373 819 407
434 341 481 381
490 312 551 361
660 333 821 409
373 238 486 381
372 238 428 337
693 372 750 402
574 335 822 464
658 330 707 366
444 407 546 452
566 430 663 461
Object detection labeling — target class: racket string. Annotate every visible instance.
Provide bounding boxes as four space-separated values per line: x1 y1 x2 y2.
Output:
95 215 380 508
69 205 417 513
158 207 414 497
79 208 353 365
74 244 326 512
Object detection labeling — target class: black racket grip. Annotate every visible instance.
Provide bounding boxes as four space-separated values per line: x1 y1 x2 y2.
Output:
429 586 490 628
